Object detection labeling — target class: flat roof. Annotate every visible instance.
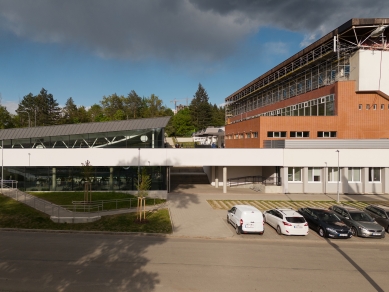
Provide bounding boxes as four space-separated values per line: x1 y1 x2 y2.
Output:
0 117 171 140
226 18 389 102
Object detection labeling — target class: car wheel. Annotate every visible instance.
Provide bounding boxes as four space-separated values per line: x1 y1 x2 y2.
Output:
276 225 282 235
351 227 358 237
236 225 241 235
263 215 266 224
319 227 326 238
226 216 230 225
387 225 389 233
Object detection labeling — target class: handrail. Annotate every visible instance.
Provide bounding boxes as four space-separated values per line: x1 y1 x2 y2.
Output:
228 175 281 187
72 197 164 211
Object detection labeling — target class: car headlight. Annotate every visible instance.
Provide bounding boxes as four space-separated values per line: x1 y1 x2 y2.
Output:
358 227 368 233
326 228 337 233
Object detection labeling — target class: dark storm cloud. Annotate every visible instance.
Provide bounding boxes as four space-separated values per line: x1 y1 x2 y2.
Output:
0 0 388 62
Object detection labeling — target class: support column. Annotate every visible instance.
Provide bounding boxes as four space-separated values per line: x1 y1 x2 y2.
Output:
362 167 368 194
215 166 219 188
52 168 56 191
303 167 308 194
109 167 113 190
342 167 348 194
282 167 288 194
223 167 227 194
383 168 389 194
152 129 155 149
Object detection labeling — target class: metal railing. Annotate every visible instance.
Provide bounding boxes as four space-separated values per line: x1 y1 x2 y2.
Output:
228 176 281 187
0 180 18 189
72 197 164 212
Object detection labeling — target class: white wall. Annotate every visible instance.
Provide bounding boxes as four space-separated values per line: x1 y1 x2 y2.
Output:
350 50 389 96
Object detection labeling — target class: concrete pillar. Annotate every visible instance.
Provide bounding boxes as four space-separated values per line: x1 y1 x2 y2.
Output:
152 129 155 148
342 167 348 194
282 167 288 194
383 168 389 194
109 167 113 190
223 167 227 193
303 167 308 194
215 166 219 188
323 165 327 194
362 167 368 194
52 168 56 191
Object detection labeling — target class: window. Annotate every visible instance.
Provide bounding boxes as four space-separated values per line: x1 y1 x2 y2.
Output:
246 133 251 139
252 132 258 138
381 104 385 110
235 134 238 139
373 104 377 110
288 167 302 182
359 104 362 110
348 168 361 182
308 167 321 182
290 131 309 138
239 134 243 139
328 167 340 182
369 167 380 182
366 104 370 110
267 131 287 138
317 131 337 138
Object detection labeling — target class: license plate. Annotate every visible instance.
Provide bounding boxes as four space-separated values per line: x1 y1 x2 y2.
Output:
373 232 381 236
245 224 253 228
339 234 347 237
294 225 302 228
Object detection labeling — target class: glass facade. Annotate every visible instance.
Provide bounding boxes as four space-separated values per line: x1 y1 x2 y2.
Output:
2 128 165 149
3 166 167 192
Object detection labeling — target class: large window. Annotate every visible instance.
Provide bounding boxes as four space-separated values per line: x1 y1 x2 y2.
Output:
328 167 340 182
317 131 336 138
348 168 361 182
369 167 381 182
288 167 302 182
290 131 309 138
308 167 321 182
267 131 287 138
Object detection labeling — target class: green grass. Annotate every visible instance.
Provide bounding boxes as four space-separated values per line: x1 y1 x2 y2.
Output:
30 191 166 211
0 194 172 233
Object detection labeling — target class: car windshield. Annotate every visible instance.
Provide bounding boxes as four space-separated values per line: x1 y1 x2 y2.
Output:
286 217 306 223
349 212 374 222
386 211 389 218
316 211 341 222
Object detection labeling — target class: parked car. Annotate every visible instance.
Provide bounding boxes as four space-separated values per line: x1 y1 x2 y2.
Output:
298 207 352 238
263 208 308 236
227 205 264 235
329 205 385 238
364 205 389 233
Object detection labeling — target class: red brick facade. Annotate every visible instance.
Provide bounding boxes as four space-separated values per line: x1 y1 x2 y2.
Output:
225 81 389 148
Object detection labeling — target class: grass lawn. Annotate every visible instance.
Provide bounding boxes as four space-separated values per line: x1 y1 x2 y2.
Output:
30 191 166 211
0 194 172 233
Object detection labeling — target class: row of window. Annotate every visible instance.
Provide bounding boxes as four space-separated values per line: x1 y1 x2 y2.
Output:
288 167 380 182
267 131 337 138
359 104 389 110
231 95 335 124
225 132 258 140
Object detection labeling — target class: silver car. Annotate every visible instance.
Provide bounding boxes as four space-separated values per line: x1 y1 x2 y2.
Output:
330 205 385 238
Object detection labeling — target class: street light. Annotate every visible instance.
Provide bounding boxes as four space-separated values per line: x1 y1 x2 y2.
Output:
336 150 340 203
18 110 30 127
138 148 140 197
28 153 31 166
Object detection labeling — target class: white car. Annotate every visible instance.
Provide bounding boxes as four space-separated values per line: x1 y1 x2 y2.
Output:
227 205 264 235
263 208 308 236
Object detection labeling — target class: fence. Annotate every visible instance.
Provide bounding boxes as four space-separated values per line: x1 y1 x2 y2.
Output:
72 197 164 212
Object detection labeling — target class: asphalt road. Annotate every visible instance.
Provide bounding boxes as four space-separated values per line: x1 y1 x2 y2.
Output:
1 231 388 292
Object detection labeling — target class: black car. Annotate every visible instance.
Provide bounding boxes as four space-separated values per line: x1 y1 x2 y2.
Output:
330 205 385 238
298 207 352 238
364 205 389 233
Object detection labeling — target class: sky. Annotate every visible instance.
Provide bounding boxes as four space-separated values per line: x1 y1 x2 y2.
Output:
0 0 388 114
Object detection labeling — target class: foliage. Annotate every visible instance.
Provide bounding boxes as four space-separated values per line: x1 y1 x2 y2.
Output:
81 160 93 182
0 104 14 129
136 167 152 198
189 83 213 131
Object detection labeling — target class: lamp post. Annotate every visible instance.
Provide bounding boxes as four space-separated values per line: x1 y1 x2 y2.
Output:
336 150 340 203
1 140 3 193
138 148 140 197
28 153 31 166
18 110 30 127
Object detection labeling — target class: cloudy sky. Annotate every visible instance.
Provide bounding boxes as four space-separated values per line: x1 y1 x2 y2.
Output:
0 0 387 113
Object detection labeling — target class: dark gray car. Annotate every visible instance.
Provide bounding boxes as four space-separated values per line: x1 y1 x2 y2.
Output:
330 205 385 238
364 205 389 233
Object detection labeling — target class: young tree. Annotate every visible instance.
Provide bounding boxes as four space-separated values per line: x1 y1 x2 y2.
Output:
172 107 194 136
81 160 93 201
101 93 125 120
61 97 78 124
124 90 142 119
136 167 152 222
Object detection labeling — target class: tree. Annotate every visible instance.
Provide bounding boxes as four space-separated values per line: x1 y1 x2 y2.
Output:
0 104 14 129
136 167 152 222
87 104 107 122
81 160 93 202
124 90 142 119
101 93 125 120
189 83 212 131
61 97 78 124
211 104 225 127
171 107 193 136
142 94 165 118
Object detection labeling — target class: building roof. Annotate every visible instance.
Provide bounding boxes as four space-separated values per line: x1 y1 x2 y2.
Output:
226 18 389 102
264 139 389 149
0 116 171 140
